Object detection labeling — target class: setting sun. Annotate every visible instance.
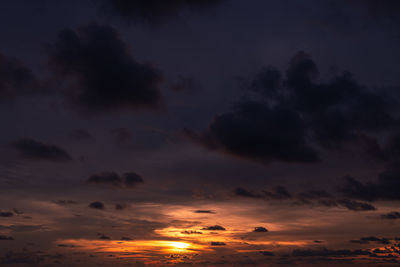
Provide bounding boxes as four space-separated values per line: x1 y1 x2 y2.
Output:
169 241 190 249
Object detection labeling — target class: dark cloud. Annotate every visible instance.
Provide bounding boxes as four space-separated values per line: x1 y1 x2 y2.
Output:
341 165 400 201
233 188 264 199
382 212 400 220
292 248 371 257
0 236 14 240
350 236 391 245
184 100 319 164
263 186 293 200
47 23 163 113
202 225 226 231
193 210 216 214
87 171 144 189
0 52 37 100
181 230 202 235
0 211 13 217
347 0 400 19
70 129 93 140
335 199 376 211
210 242 226 246
253 227 268 233
120 237 132 241
88 201 105 209
115 204 129 210
12 138 72 162
0 251 43 265
234 186 375 211
259 251 275 257
53 200 78 206
98 0 224 24
186 51 398 164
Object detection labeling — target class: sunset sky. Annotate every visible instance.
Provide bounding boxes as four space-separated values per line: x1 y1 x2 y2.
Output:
1 0 400 266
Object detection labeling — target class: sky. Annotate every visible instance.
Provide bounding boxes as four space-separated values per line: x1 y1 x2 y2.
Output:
0 0 400 266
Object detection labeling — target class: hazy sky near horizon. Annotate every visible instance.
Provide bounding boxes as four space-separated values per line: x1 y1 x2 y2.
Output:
1 0 400 266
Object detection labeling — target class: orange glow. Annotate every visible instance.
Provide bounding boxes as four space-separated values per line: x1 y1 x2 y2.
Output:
57 239 208 255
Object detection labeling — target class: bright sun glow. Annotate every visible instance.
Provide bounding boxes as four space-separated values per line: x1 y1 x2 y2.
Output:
169 241 190 249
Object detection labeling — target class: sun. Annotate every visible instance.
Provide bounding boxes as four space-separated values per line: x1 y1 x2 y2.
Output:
169 241 190 249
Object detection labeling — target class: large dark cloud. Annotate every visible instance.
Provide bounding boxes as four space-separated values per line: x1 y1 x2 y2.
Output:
186 51 398 164
46 23 163 112
234 186 376 211
87 171 144 188
0 52 37 100
341 164 400 201
185 101 319 163
12 138 72 162
98 0 224 24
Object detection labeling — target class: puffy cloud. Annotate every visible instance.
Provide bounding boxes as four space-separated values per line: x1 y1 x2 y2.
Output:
186 51 398 164
12 138 72 162
47 23 163 113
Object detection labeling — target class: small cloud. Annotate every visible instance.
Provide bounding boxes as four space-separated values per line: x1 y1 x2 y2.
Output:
211 242 226 246
88 201 105 210
194 210 216 214
202 225 226 231
381 211 400 219
12 138 72 162
253 227 268 233
259 251 275 256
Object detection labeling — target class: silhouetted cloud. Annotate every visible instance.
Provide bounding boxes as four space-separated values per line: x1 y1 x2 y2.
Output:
194 210 216 214
350 236 391 245
341 165 400 201
253 227 268 233
12 138 72 162
233 187 264 199
47 23 163 113
186 51 398 164
292 248 371 257
87 171 143 189
0 236 14 240
382 212 400 220
259 251 275 256
88 201 105 209
0 52 38 100
0 211 13 217
211 241 226 246
98 0 225 24
202 225 226 231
